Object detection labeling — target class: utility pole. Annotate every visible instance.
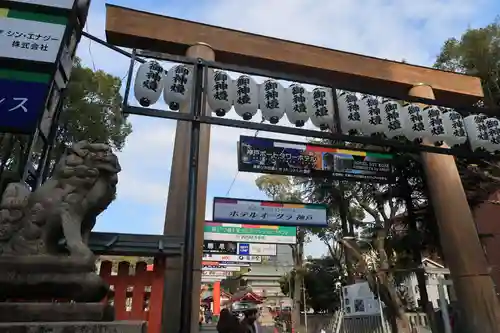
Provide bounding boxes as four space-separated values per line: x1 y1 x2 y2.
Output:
410 84 500 333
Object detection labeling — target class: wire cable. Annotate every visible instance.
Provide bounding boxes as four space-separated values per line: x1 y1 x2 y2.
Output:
224 117 265 196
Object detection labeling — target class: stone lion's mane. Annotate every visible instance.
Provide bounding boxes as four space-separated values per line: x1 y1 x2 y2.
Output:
0 141 120 255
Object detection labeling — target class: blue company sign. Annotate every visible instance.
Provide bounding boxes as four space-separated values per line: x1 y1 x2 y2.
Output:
0 78 49 134
238 243 250 255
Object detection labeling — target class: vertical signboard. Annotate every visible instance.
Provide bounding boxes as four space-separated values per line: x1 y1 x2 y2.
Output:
0 71 50 132
238 135 395 183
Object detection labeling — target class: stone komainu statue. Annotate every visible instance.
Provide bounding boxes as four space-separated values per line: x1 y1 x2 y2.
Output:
0 141 121 257
0 141 121 302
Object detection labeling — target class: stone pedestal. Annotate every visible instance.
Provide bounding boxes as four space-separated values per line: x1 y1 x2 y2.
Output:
0 303 147 333
0 303 114 322
0 321 147 333
0 256 108 303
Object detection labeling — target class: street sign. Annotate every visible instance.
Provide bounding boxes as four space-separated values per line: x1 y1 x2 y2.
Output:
0 73 50 133
0 15 66 63
203 240 238 254
202 253 262 263
238 135 395 183
204 222 297 244
238 243 250 255
213 197 328 227
202 261 250 267
202 265 241 272
237 243 277 256
202 271 232 277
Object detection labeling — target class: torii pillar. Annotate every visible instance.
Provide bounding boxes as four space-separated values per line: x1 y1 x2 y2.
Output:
410 84 500 333
162 43 214 333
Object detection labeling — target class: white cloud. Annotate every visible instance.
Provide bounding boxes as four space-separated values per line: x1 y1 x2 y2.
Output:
81 0 496 256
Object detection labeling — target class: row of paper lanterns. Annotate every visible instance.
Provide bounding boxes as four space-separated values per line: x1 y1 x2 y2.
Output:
134 61 500 154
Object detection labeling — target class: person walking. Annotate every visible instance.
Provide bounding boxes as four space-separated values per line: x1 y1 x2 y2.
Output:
217 308 244 333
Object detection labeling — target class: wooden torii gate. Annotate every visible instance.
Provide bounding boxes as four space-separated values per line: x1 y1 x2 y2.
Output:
104 4 500 333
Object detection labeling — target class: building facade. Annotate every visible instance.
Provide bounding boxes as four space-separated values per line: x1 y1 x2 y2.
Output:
473 191 500 295
246 244 294 308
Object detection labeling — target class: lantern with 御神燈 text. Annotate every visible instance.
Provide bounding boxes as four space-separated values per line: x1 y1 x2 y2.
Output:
259 79 286 124
441 110 467 147
484 117 500 153
134 60 164 107
163 64 193 111
400 103 430 143
358 95 386 136
208 70 235 117
233 75 259 120
309 87 335 131
338 91 362 135
420 105 447 146
380 98 405 139
464 114 490 152
284 84 311 127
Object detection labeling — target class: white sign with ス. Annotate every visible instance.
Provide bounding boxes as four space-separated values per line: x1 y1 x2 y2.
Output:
0 17 65 63
202 254 262 263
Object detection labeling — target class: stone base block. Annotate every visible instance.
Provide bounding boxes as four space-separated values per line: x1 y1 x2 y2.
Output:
0 321 147 333
0 303 114 322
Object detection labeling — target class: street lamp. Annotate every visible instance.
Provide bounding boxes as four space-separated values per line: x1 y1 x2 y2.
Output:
340 236 388 333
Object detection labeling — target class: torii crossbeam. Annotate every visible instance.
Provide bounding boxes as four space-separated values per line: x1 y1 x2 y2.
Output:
105 4 483 108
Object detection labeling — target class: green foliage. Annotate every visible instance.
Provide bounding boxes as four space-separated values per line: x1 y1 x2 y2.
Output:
58 57 132 150
434 18 500 207
279 257 343 313
434 17 500 108
0 56 132 182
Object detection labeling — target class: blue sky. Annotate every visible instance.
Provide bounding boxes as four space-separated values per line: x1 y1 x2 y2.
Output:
77 0 500 258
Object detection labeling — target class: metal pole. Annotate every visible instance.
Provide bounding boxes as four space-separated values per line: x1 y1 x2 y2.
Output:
302 276 308 333
438 279 453 333
179 60 204 333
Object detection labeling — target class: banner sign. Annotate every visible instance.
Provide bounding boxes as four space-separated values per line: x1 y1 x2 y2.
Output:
204 222 297 244
0 73 50 133
202 261 250 267
238 136 395 183
202 253 262 263
237 243 277 256
203 240 238 254
0 15 66 63
202 265 241 272
202 271 232 277
213 197 328 227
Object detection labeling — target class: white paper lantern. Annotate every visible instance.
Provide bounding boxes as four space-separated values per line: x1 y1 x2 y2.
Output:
134 61 164 107
420 106 447 146
284 84 311 127
337 91 362 135
259 79 286 124
208 70 234 117
309 87 335 130
163 64 193 111
464 114 489 152
441 110 467 147
359 95 386 136
400 103 430 143
485 117 500 153
233 75 259 120
380 99 405 139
